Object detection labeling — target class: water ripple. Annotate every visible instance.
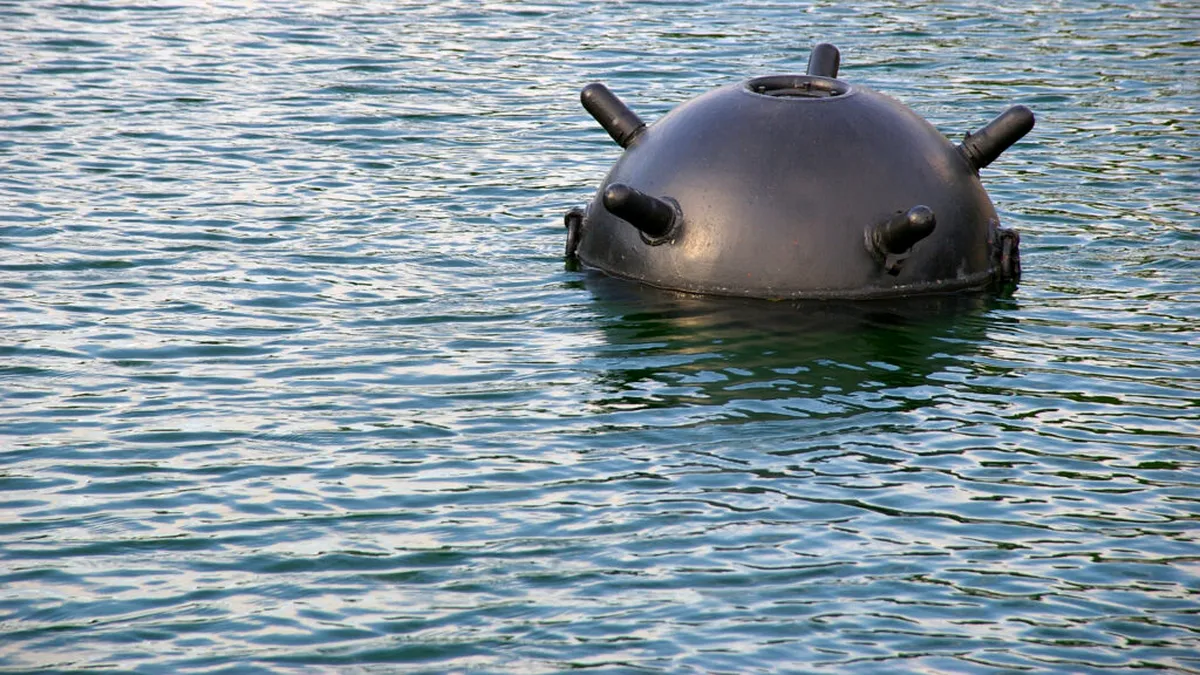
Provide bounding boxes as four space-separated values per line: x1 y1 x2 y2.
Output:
1 0 1198 673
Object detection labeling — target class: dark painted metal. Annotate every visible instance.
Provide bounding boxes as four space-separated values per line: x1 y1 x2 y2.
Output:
871 206 937 256
602 183 678 241
580 83 645 149
959 105 1036 171
996 228 1021 284
563 207 584 259
866 206 937 276
566 43 1034 300
806 42 841 78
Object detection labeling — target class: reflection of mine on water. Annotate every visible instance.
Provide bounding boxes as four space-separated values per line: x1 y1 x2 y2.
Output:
582 271 1002 413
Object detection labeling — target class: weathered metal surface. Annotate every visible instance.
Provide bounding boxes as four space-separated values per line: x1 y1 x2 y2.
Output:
566 44 1032 300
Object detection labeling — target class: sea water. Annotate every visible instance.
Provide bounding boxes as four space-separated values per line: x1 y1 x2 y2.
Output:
1 1 1197 672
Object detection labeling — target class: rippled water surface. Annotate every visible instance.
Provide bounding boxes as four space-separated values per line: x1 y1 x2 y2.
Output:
2 1 1198 672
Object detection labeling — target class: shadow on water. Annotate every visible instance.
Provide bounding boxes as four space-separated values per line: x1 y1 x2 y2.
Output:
580 270 1008 414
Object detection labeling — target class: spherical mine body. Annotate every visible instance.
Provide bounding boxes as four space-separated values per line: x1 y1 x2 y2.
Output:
565 45 1031 300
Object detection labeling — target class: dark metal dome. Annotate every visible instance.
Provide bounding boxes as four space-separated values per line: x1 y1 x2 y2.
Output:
564 43 1032 300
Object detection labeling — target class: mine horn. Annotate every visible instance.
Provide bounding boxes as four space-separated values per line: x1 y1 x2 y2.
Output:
806 43 841 78
959 105 1036 171
602 183 679 241
581 83 646 148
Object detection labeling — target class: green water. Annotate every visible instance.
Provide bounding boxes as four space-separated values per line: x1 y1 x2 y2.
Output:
1 1 1197 673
